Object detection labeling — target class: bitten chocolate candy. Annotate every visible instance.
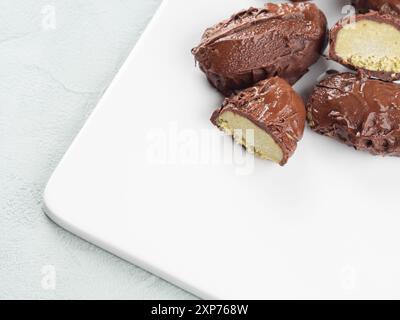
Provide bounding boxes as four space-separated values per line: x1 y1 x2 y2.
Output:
352 0 400 15
192 3 327 96
307 72 400 156
211 77 306 166
329 11 400 81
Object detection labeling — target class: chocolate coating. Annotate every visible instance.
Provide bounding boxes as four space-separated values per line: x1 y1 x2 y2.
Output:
307 72 400 156
352 0 400 15
192 3 327 96
329 11 400 81
211 77 306 165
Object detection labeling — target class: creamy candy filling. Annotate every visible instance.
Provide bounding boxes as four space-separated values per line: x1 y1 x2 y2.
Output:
335 20 400 73
216 111 283 164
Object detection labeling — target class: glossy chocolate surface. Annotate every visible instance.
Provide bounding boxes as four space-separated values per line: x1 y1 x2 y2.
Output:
307 72 400 156
352 0 400 14
211 77 306 165
192 3 327 96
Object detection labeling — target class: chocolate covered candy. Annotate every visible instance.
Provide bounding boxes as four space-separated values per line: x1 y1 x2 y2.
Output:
211 77 306 166
329 11 400 81
307 72 400 156
192 3 327 96
352 0 400 15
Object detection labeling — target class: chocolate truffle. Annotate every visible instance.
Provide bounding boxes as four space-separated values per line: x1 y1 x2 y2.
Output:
329 11 400 81
192 3 327 96
211 77 306 166
352 0 400 15
307 72 400 156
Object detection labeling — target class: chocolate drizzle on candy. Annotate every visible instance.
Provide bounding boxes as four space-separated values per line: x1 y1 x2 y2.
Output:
307 72 400 156
192 2 400 163
192 2 327 96
211 77 306 166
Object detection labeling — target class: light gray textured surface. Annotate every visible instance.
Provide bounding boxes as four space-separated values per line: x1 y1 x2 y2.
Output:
0 0 194 299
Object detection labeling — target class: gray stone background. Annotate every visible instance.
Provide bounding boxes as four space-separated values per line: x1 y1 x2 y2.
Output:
0 0 194 299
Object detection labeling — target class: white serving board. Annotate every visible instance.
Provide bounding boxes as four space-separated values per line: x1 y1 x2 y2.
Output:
44 0 400 299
